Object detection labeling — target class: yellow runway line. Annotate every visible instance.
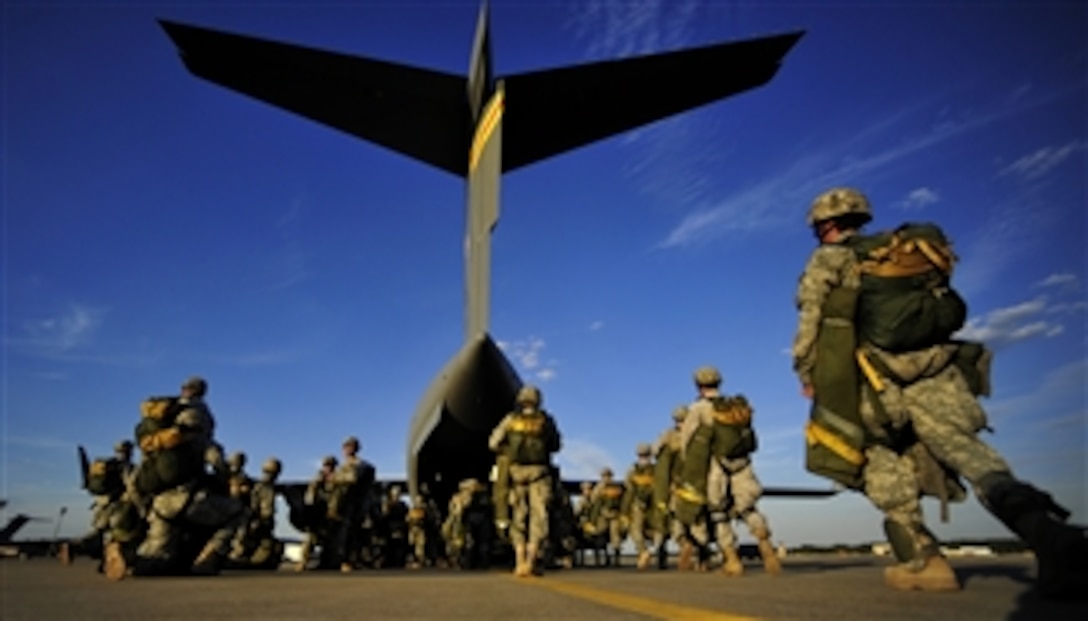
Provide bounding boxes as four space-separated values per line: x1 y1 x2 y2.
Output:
514 576 763 621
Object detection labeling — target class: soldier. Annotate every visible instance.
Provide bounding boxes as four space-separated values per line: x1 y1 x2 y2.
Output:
407 495 428 569
232 458 282 567
488 385 562 577
331 436 375 572
574 481 602 567
227 451 254 560
591 468 626 566
793 187 1088 596
112 376 245 580
379 485 409 568
443 478 492 569
622 443 657 570
297 456 338 571
677 366 780 577
652 406 690 569
60 440 135 567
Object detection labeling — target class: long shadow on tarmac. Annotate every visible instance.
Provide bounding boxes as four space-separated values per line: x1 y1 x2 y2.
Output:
1006 589 1088 621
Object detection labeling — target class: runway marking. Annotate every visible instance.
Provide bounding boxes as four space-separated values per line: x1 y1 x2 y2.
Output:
514 576 763 621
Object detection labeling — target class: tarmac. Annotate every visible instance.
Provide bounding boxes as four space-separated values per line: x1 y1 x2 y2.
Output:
1 554 1085 621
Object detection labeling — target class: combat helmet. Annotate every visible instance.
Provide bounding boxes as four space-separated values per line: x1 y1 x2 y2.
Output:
343 436 360 450
807 187 873 227
181 376 208 396
516 385 542 407
694 366 722 387
114 440 134 454
228 451 247 469
600 467 614 478
636 443 652 458
322 455 338 468
262 458 282 474
460 478 480 492
672 405 689 421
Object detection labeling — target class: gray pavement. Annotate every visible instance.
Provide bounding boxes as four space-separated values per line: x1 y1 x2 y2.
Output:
1 555 1085 621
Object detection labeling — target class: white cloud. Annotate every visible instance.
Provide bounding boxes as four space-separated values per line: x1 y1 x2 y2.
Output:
267 194 310 291
895 187 940 210
954 297 1067 347
555 438 619 480
589 320 604 331
998 140 1085 181
658 83 1076 249
17 304 105 353
566 0 704 61
1035 272 1079 289
1047 301 1088 314
501 336 558 382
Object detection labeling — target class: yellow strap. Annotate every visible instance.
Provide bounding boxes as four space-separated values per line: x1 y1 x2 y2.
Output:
674 485 705 506
630 474 654 487
712 406 751 426
855 350 885 393
916 239 954 275
805 421 866 466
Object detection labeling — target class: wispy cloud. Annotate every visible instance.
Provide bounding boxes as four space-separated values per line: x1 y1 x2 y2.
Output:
987 358 1086 423
589 320 604 331
895 187 940 210
5 305 164 366
555 437 619 480
658 83 1078 249
15 304 104 353
268 194 310 291
497 336 559 382
954 296 1069 348
1035 272 1079 290
566 0 705 61
998 140 1085 181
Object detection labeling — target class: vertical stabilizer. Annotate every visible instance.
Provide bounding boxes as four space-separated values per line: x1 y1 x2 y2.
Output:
464 1 500 340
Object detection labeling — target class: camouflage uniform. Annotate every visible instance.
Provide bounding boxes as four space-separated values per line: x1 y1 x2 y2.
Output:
297 456 338 571
794 187 1088 596
574 481 604 566
407 495 428 568
62 441 135 566
488 385 562 577
679 370 779 576
622 444 657 569
590 469 627 566
227 452 255 560
442 478 492 568
379 485 409 568
231 459 281 567
331 436 375 572
125 378 245 579
651 407 690 569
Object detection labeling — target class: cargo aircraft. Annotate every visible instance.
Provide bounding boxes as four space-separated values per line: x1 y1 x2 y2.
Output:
155 1 830 523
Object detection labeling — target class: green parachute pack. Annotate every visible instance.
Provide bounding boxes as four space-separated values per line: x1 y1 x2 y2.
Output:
674 396 758 526
846 222 967 353
132 396 205 495
503 410 558 466
86 457 126 497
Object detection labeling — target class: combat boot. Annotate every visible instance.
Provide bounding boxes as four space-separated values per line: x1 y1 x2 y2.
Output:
721 546 744 577
192 542 223 576
57 541 71 566
755 532 782 575
984 479 1088 599
103 541 127 582
513 543 529 577
677 541 695 571
526 542 541 576
884 555 960 592
636 549 652 570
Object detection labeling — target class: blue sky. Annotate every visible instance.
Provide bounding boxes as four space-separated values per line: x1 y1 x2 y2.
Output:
3 1 1085 546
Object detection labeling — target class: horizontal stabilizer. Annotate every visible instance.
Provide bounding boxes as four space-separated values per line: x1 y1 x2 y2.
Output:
159 20 471 175
501 30 804 172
